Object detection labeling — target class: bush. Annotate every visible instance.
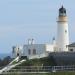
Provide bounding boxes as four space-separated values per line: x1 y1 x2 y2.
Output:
0 56 12 67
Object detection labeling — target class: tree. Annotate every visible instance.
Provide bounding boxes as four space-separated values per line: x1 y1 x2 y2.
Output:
0 58 2 67
2 56 12 66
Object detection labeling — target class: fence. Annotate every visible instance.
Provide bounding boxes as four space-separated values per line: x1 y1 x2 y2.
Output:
1 66 75 74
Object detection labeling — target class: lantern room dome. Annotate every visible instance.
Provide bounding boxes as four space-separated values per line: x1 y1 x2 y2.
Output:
59 6 66 16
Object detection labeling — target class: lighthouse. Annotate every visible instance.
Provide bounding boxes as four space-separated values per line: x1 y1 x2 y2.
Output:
57 6 69 52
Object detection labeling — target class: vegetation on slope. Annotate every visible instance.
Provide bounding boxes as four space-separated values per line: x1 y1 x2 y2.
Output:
17 56 56 67
0 56 12 67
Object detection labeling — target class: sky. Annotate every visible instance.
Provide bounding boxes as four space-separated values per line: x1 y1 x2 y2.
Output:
0 0 75 53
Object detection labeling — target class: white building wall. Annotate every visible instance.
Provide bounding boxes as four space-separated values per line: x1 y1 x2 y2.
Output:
23 44 46 57
45 44 54 52
23 44 54 58
57 22 69 52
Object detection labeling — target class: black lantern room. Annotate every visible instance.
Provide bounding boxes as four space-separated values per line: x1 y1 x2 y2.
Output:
59 6 66 16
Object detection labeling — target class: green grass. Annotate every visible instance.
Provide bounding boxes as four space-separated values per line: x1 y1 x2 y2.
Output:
18 57 56 66
7 57 75 75
2 72 75 75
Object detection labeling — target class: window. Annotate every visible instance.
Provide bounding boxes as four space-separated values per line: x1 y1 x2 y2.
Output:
33 49 36 55
70 49 73 52
65 30 67 33
28 49 31 55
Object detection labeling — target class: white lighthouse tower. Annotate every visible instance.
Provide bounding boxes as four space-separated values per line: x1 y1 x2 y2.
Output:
57 6 69 52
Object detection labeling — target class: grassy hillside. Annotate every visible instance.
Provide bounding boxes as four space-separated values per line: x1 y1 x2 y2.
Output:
16 56 57 68
3 56 75 75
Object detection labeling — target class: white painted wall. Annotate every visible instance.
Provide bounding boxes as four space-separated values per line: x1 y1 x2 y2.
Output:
23 44 46 57
23 44 54 57
45 44 54 52
57 18 69 52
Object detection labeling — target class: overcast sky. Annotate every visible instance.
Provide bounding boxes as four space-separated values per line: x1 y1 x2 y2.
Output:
0 0 75 53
